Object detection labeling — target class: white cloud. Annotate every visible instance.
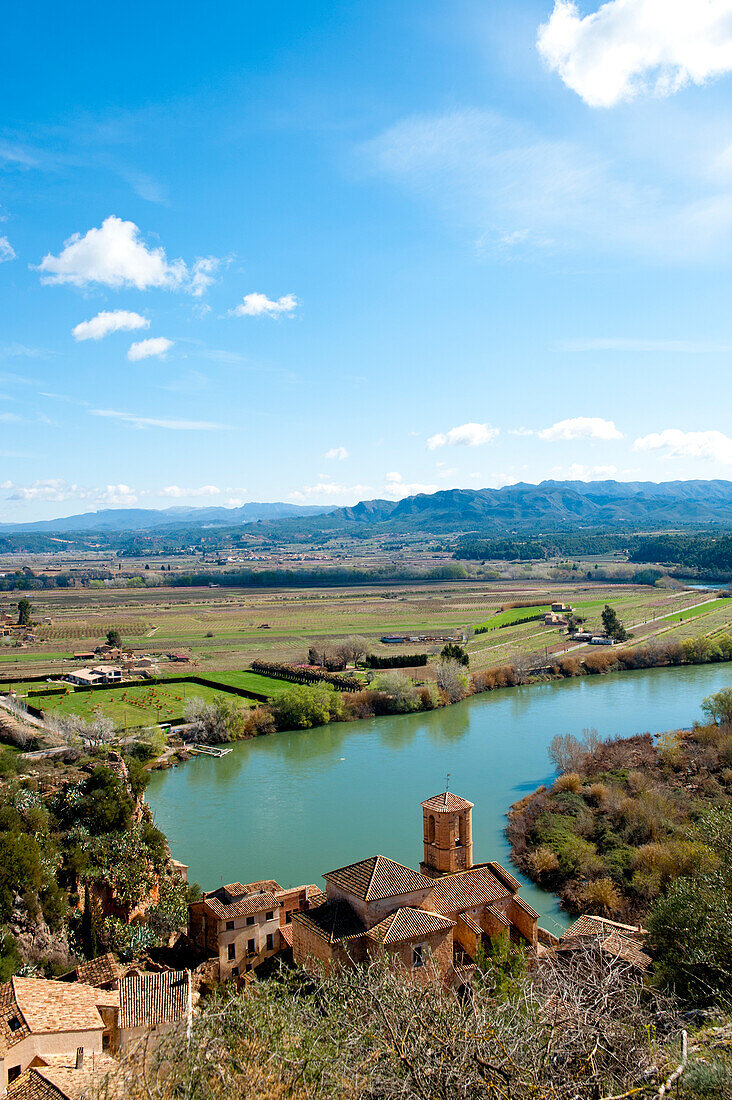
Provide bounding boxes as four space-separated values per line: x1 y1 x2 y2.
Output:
127 336 173 361
189 258 219 297
91 409 230 431
158 485 221 498
383 472 439 499
538 416 623 441
37 215 219 294
230 292 298 318
73 310 149 341
551 463 619 480
3 479 138 505
633 427 732 463
538 0 732 109
427 422 499 449
0 237 15 263
288 478 374 503
325 446 349 460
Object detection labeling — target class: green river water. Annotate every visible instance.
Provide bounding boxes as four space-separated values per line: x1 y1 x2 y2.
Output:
146 662 732 936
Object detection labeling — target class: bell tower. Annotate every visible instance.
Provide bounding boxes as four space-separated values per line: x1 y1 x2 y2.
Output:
420 787 474 877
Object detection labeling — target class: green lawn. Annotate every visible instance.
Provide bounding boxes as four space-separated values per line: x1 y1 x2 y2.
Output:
657 597 732 625
473 605 547 631
33 681 252 728
196 670 294 697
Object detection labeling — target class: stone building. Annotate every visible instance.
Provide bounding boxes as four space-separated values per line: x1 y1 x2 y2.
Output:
292 789 540 984
188 879 320 980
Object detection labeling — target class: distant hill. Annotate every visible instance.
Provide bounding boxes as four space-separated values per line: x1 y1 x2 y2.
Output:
0 502 333 534
310 479 732 533
1 480 730 537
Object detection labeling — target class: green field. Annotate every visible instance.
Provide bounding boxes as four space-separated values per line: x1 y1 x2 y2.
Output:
656 597 732 624
30 680 254 729
195 670 295 697
474 605 547 631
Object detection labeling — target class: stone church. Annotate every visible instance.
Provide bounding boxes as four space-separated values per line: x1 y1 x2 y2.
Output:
292 789 540 983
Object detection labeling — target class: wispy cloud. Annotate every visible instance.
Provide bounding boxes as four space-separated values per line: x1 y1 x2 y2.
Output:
427 422 499 449
325 446 349 460
2 478 138 505
561 337 732 353
0 237 15 263
91 409 231 431
538 416 623 442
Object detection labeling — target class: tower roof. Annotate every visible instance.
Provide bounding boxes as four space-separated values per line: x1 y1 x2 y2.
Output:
421 791 474 813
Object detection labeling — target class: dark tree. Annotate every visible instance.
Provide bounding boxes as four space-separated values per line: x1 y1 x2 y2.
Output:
601 604 627 642
16 598 32 626
440 642 469 667
106 627 122 648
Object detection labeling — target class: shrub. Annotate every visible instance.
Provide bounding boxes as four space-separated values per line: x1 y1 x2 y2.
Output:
586 782 610 807
702 688 732 727
374 671 421 714
242 707 276 737
528 846 560 875
582 877 622 914
435 658 470 703
554 772 582 793
273 683 343 731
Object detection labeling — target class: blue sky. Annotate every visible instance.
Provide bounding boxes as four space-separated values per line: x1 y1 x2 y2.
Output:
2 0 732 520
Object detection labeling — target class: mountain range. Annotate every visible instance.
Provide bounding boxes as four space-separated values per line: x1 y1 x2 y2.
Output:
1 480 731 536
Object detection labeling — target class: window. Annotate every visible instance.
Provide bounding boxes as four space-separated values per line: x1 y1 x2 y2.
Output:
428 815 435 843
8 1016 21 1032
412 944 424 969
456 815 463 848
225 920 234 931
285 910 292 923
247 938 255 954
227 944 235 961
265 911 274 921
246 915 255 926
232 967 239 977
266 933 274 951
8 1067 21 1083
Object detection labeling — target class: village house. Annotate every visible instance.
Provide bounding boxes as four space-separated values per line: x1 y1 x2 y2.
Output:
188 879 320 980
65 666 123 687
291 790 540 986
558 915 651 971
0 977 118 1095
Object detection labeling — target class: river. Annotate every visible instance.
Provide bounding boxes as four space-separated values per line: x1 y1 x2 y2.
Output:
146 662 731 935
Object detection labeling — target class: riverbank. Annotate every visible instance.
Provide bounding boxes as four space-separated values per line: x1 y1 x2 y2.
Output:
506 687 732 924
145 661 732 933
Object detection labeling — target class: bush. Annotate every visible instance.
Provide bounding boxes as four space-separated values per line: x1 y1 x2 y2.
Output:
242 707 276 737
184 694 247 744
527 846 560 875
374 671 421 714
435 658 470 703
554 772 582 793
582 877 622 914
273 683 343 731
702 688 732 727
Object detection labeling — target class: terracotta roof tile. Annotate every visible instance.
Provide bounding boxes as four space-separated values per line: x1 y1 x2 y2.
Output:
421 791 474 813
324 856 433 902
8 1058 120 1100
220 880 280 899
562 915 646 942
486 903 510 928
2 979 117 1042
72 953 122 988
118 970 189 1030
204 891 280 920
366 907 454 945
428 866 512 915
485 861 521 892
292 902 366 944
560 916 650 971
279 925 293 948
457 912 482 937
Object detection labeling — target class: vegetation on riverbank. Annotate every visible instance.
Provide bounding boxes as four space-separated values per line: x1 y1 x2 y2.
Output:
508 689 732 1002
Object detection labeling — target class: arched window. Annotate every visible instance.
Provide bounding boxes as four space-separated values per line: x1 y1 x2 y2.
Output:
428 815 435 843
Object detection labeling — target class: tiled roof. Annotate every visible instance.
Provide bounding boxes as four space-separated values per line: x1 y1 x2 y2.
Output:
220 880 280 899
510 894 539 921
3 979 117 1041
203 891 280 920
421 791 474 813
292 901 366 944
561 915 646 942
366 908 455 945
1 979 31 1050
486 903 510 928
8 1058 119 1100
307 890 327 907
324 856 433 902
457 912 483 937
428 866 512 915
485 862 521 892
279 925 293 948
72 953 121 988
118 970 189 1030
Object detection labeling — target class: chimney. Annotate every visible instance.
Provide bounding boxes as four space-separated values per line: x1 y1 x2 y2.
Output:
75 1047 84 1069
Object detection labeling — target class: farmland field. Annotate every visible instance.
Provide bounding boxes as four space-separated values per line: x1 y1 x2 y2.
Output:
31 680 252 728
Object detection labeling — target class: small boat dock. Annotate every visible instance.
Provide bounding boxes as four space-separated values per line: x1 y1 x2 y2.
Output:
184 744 233 758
